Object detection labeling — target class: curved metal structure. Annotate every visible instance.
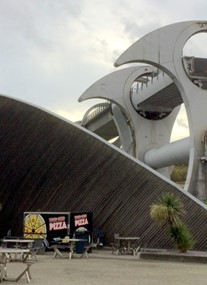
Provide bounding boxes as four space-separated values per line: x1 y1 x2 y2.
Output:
79 66 181 178
82 102 111 125
115 21 207 200
79 21 207 201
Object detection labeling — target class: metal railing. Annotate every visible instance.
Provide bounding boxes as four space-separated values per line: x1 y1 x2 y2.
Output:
82 101 111 126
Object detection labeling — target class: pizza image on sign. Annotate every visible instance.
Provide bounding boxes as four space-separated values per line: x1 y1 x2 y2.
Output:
24 214 47 239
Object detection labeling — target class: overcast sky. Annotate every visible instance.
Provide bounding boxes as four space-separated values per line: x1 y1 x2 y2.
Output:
1 0 207 140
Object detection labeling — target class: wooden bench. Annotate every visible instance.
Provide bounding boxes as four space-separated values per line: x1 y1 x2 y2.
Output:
80 242 93 259
3 261 34 283
15 262 33 283
52 245 70 259
0 248 34 283
0 260 7 282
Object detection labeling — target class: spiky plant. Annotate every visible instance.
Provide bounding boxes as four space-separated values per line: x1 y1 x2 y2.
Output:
150 192 194 252
169 223 194 252
150 192 185 226
150 204 168 224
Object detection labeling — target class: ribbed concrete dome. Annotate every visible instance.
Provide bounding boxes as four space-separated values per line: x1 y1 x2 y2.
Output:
0 95 207 250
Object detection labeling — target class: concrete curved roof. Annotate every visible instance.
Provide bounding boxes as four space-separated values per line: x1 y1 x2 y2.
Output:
1 95 207 250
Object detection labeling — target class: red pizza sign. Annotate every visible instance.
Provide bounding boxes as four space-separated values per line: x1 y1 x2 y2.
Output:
49 216 67 231
74 214 89 227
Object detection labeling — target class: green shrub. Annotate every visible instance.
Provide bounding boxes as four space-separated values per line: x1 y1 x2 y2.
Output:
169 223 194 252
150 192 194 253
171 164 188 183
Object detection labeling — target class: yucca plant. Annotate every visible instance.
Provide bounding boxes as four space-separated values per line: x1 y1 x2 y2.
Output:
150 192 185 225
169 223 194 252
150 192 194 253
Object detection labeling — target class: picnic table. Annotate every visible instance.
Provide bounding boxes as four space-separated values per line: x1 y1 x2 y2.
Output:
53 238 88 259
2 239 34 249
0 248 33 283
114 236 141 255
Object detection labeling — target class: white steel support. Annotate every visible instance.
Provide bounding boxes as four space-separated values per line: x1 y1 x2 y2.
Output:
79 66 180 178
80 21 207 200
144 137 190 169
114 21 207 199
111 103 135 156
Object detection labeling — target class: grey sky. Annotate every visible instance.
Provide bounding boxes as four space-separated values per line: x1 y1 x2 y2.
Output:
0 0 206 139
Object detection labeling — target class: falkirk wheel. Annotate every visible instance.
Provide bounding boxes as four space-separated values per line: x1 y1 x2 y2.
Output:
79 21 207 202
2 21 207 250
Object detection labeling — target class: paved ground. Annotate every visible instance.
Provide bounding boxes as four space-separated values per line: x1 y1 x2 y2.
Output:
4 249 207 285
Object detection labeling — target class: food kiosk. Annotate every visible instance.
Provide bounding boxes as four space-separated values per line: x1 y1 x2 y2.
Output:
23 211 93 247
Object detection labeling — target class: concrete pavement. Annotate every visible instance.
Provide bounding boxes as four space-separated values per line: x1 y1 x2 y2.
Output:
3 249 207 285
